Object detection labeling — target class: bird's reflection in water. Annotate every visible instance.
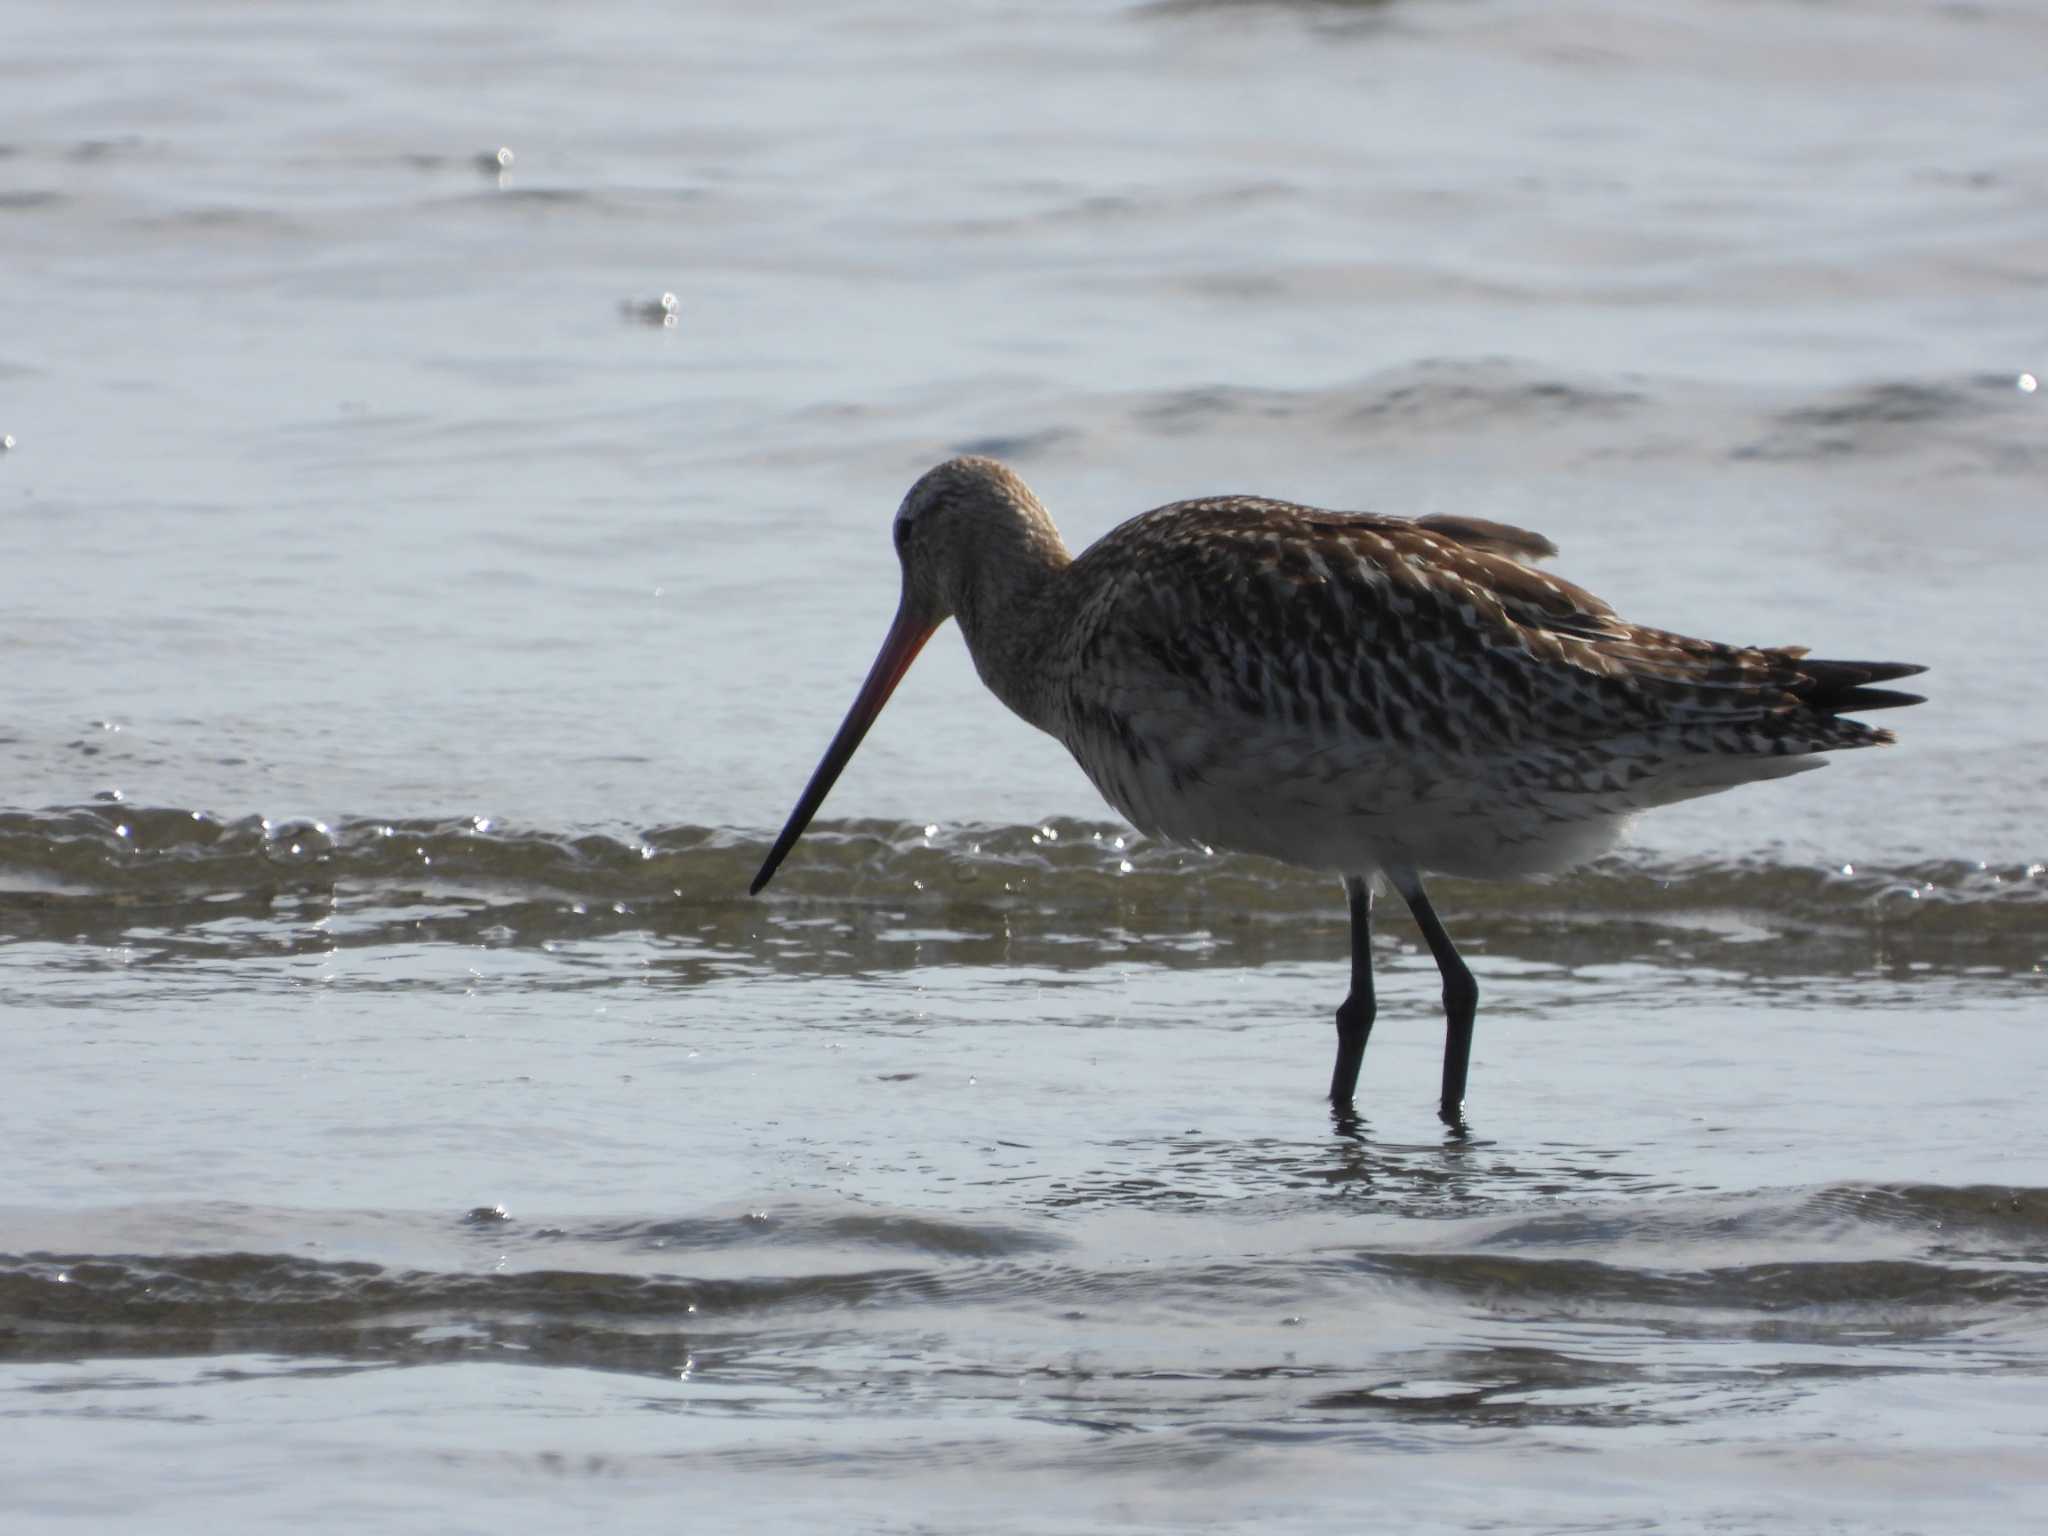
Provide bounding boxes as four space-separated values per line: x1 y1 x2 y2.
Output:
1029 1117 1650 1218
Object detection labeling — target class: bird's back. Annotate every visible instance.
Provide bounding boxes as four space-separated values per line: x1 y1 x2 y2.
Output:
1034 496 1920 879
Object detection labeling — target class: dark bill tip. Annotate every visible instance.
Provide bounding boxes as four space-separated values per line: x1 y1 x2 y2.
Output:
749 607 936 896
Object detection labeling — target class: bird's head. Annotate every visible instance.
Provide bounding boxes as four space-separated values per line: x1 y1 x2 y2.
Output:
888 455 1062 633
749 456 1063 895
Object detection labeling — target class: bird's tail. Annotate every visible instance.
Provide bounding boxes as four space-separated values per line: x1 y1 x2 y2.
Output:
1770 652 1927 749
1589 653 1928 809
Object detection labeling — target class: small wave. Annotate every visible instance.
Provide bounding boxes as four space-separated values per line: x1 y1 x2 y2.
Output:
0 807 2038 972
1736 374 2031 462
587 1207 1066 1260
1139 0 1403 27
951 428 1084 460
1134 363 1644 441
1806 1183 2048 1262
1351 1249 2048 1318
1471 1182 2048 1255
9 1183 2044 1372
0 1249 939 1370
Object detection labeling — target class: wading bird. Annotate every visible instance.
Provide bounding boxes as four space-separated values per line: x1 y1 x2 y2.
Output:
750 457 1923 1124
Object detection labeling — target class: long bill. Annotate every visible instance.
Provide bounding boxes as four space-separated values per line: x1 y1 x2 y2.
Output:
749 604 938 895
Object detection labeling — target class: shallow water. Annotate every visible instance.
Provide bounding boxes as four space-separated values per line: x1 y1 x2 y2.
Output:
4 0 2047 1531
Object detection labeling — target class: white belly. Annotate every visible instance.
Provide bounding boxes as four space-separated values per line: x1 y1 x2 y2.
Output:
1061 716 1634 880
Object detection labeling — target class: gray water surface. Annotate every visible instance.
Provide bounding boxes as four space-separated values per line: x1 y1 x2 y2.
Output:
3 1 2046 1532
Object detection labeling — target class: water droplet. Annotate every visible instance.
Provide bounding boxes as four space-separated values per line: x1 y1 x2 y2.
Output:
2020 372 2039 394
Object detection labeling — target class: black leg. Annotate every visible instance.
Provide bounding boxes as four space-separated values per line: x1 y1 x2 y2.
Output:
1329 874 1375 1108
1390 866 1478 1124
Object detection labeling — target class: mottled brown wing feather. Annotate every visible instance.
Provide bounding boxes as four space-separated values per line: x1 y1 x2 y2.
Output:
1066 497 1919 762
1411 513 1559 565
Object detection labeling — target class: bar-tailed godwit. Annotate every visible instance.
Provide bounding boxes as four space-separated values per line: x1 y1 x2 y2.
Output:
751 457 1924 1123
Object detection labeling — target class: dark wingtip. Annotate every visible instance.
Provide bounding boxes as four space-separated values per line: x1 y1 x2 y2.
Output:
1798 658 1928 716
1829 687 1927 713
1813 658 1927 683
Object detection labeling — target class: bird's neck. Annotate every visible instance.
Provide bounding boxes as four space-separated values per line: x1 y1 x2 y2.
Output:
950 525 1074 734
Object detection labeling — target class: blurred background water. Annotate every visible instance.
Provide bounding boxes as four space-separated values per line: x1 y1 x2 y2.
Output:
2 1 2045 1531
